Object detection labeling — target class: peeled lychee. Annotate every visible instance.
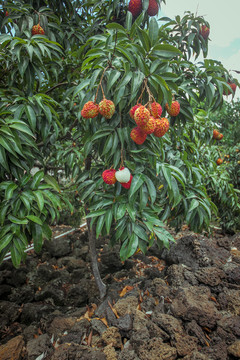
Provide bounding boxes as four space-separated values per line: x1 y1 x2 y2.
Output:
32 24 45 35
154 118 170 137
141 116 156 135
102 169 117 185
121 174 133 189
134 106 150 128
147 0 159 16
165 101 180 117
99 99 115 119
129 103 142 119
130 127 147 144
81 101 99 119
128 0 142 18
148 102 162 118
199 25 210 40
115 167 131 183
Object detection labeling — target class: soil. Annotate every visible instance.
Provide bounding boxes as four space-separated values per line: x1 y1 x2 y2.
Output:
0 225 240 360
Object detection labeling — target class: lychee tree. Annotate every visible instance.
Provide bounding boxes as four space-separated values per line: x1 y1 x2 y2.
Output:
0 0 237 298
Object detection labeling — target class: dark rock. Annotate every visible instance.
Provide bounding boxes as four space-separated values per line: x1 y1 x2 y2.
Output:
8 285 35 304
35 285 65 306
170 286 221 328
185 320 208 345
0 301 21 328
100 245 123 272
71 269 87 283
45 238 71 257
172 333 198 357
116 314 133 332
167 264 198 287
226 266 240 284
23 325 39 342
227 340 240 358
48 316 76 339
66 284 89 306
218 288 240 315
131 328 151 350
217 237 232 250
20 303 55 325
152 312 184 339
183 351 209 360
26 333 53 360
201 340 228 360
91 319 107 335
59 319 90 345
6 268 28 287
218 315 240 337
50 343 106 360
0 284 12 299
118 347 140 360
0 335 24 360
195 267 225 286
113 296 138 317
101 326 122 348
138 337 177 360
57 256 86 271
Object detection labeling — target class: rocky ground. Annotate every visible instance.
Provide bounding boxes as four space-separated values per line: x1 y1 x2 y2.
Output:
0 225 240 360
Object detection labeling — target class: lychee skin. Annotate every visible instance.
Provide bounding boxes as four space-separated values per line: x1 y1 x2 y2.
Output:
128 0 142 18
121 174 133 189
32 24 45 35
149 102 162 118
223 82 237 96
130 127 147 144
199 25 210 40
5 11 9 16
81 101 99 119
134 106 150 128
147 0 159 16
141 116 156 135
154 118 170 138
165 101 180 117
129 103 142 119
102 169 117 185
99 99 115 119
217 133 223 140
216 158 223 165
213 129 220 139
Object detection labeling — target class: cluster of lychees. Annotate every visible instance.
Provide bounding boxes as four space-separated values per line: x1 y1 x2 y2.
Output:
81 99 115 120
32 24 45 35
128 0 159 17
213 129 223 141
102 167 133 189
130 100 180 145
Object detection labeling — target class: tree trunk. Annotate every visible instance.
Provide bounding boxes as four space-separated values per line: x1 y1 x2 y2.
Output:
86 217 106 299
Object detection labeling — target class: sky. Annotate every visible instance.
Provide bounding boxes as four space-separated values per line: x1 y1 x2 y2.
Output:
160 0 240 99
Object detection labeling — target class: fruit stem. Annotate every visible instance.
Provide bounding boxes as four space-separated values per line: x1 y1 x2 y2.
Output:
94 65 109 103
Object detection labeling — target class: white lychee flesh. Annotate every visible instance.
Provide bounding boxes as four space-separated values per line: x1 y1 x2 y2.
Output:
115 168 131 183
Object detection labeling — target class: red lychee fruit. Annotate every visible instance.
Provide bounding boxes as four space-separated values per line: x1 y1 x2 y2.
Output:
165 101 180 117
148 102 162 118
141 116 156 135
134 106 150 128
102 169 117 185
129 103 142 119
130 126 147 144
199 25 210 40
223 82 237 96
5 11 9 16
216 158 223 165
217 133 223 140
213 129 220 139
120 174 133 189
99 99 115 119
154 118 170 137
128 0 142 18
32 24 45 35
81 101 99 119
147 0 159 16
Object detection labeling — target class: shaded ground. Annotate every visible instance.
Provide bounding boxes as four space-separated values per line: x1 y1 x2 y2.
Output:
0 225 240 360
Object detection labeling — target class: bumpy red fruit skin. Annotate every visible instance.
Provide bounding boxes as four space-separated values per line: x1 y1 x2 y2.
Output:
217 133 223 140
216 158 223 165
149 102 162 118
128 0 142 17
102 169 117 185
165 101 180 117
213 129 220 139
223 82 237 96
32 24 45 35
134 106 150 128
5 11 9 16
81 101 99 119
141 116 156 135
199 25 210 40
129 104 142 119
130 127 147 144
121 174 133 189
99 99 115 119
154 118 170 137
147 0 159 16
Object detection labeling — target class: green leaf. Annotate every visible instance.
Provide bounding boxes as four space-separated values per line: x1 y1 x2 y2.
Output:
162 165 172 190
149 17 159 46
26 215 43 225
5 183 18 200
33 190 45 211
96 215 105 239
116 203 126 220
0 233 13 252
86 209 106 218
105 209 113 235
133 224 148 242
44 175 61 192
144 176 156 204
11 244 22 268
8 215 28 225
31 171 44 190
129 173 145 199
127 233 139 258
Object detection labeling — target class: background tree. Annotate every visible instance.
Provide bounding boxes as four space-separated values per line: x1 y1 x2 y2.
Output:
0 0 238 299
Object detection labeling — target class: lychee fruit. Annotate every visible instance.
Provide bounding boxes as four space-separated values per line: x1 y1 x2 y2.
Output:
141 116 156 135
81 101 99 119
121 174 133 189
223 82 237 96
32 24 45 35
129 103 142 119
128 0 142 18
213 129 220 139
134 106 150 128
102 169 117 185
99 99 115 119
147 0 159 16
148 102 162 118
199 25 210 40
130 127 147 144
217 133 223 140
5 11 9 16
154 118 170 137
115 167 131 183
216 158 223 165
165 101 180 117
